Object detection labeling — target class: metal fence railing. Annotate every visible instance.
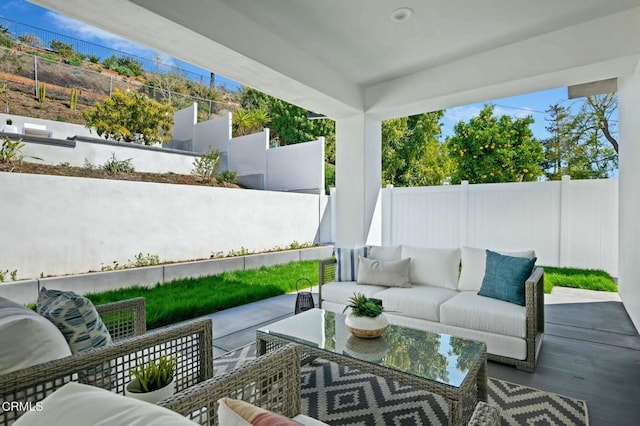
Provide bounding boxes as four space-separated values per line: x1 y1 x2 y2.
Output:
0 46 237 120
0 17 211 85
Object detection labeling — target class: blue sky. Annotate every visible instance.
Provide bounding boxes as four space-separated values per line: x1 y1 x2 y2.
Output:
1 0 590 141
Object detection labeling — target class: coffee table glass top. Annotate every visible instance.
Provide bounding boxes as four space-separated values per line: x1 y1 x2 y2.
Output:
257 308 485 388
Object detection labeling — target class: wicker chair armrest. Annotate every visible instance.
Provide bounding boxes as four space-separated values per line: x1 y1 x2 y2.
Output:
96 297 146 340
159 344 301 425
468 402 501 426
525 267 544 336
0 318 213 426
318 258 337 308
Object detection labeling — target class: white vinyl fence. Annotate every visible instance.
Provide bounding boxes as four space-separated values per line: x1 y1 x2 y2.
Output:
381 177 618 276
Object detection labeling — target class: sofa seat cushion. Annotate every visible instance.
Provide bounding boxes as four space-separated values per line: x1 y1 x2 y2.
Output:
440 292 527 338
322 281 386 305
401 246 461 290
376 286 458 322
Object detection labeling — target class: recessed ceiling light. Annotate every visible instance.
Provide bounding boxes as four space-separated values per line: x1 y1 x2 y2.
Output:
390 7 414 22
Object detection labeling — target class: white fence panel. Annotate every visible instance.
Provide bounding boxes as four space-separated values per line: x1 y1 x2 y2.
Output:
382 178 618 275
465 181 562 267
387 186 461 248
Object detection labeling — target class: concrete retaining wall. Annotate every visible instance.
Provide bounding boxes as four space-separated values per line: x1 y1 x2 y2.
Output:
0 246 334 304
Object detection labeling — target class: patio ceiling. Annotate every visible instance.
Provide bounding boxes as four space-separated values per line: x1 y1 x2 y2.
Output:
30 0 640 120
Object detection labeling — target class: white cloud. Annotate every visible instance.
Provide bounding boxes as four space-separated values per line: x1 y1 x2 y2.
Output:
444 104 534 124
444 105 482 123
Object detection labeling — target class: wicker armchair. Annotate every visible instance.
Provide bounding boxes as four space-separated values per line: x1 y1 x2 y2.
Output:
0 298 213 426
159 343 500 426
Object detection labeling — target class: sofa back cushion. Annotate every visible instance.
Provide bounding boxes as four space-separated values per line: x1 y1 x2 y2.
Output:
367 245 402 261
0 297 72 375
357 256 411 288
336 247 369 282
401 246 461 290
458 246 536 292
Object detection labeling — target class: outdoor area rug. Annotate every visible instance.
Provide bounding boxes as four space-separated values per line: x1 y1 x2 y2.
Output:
214 344 589 426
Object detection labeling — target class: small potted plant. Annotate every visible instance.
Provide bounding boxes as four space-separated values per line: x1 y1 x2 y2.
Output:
343 292 388 338
125 355 177 403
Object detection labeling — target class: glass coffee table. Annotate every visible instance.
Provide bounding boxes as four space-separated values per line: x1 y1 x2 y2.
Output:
256 309 487 426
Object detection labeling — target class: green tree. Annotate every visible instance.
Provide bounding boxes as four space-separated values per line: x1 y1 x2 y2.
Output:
239 87 335 157
541 103 617 180
382 111 453 187
83 88 174 145
447 104 543 183
0 25 14 48
585 93 618 153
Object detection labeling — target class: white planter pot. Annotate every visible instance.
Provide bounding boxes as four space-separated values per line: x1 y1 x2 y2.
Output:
125 378 175 404
344 312 388 338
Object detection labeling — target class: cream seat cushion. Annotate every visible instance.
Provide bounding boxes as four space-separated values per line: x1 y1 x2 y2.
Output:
321 281 386 305
376 285 457 322
0 297 71 375
440 291 527 338
13 382 195 426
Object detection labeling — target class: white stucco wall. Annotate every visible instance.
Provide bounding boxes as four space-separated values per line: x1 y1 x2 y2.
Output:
193 112 232 154
0 173 326 279
228 130 269 176
267 138 324 193
172 102 197 144
0 113 94 140
18 138 198 175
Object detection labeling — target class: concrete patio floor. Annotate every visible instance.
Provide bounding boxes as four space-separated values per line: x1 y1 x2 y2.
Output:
204 287 639 425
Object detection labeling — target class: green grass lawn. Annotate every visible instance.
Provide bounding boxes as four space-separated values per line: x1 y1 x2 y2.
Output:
82 260 617 330
85 260 319 329
541 266 617 293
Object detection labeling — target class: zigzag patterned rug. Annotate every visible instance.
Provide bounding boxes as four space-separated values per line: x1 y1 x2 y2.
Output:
214 344 588 426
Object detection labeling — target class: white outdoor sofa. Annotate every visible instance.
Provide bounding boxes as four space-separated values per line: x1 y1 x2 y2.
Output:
319 245 544 372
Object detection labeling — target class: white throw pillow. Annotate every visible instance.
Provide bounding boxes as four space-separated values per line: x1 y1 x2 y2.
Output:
0 297 71 375
357 256 411 288
13 382 194 426
367 245 402 261
401 246 461 290
458 246 536 292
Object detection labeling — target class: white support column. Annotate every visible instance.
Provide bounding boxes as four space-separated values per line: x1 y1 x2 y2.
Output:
618 72 640 331
335 114 382 247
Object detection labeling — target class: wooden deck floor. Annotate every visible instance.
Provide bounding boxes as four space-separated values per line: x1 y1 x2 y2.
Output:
488 301 640 426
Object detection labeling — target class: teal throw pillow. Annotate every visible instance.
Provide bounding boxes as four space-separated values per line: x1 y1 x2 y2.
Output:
478 250 537 306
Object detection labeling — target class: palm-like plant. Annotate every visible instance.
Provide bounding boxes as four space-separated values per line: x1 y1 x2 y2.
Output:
344 293 384 317
129 356 176 393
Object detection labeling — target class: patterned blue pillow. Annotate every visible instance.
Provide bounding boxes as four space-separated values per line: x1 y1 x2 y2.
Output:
37 288 112 354
478 250 537 306
336 247 369 282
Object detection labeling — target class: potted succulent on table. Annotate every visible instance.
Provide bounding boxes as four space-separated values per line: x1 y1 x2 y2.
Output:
343 292 388 338
125 355 177 403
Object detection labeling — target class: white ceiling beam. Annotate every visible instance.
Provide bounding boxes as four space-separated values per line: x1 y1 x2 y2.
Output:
365 7 640 120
